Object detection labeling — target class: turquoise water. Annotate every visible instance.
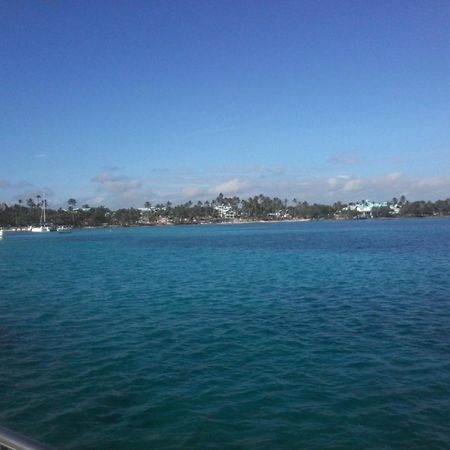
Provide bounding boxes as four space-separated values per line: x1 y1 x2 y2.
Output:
1 219 450 449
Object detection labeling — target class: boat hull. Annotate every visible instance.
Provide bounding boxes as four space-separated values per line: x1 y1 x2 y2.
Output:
31 227 51 233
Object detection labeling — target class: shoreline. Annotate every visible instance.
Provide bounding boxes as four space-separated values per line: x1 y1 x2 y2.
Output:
2 215 449 233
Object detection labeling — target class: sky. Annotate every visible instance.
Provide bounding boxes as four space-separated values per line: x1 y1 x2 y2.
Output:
1 0 449 208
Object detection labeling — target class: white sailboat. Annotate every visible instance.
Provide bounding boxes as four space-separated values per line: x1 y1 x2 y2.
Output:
31 193 51 233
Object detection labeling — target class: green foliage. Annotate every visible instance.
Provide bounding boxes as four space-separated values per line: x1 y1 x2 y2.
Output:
0 204 112 228
1 196 449 228
371 206 394 218
113 208 140 226
399 200 450 217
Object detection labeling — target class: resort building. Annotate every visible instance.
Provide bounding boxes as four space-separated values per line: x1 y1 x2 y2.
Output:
343 200 400 217
214 204 236 219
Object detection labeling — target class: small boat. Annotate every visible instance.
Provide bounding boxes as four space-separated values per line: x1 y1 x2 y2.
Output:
57 226 72 233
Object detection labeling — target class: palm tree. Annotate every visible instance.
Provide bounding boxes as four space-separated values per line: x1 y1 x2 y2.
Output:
67 199 77 224
216 193 224 205
67 198 77 211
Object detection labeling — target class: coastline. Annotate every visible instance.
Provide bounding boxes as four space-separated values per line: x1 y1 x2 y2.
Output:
1 214 449 233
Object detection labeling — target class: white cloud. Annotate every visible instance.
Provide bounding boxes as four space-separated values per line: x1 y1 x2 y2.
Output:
2 168 448 209
208 178 252 195
170 172 449 204
327 175 350 189
182 186 203 198
177 178 254 200
289 173 450 203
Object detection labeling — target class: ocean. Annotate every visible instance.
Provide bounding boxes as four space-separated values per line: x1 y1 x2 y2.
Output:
1 219 449 449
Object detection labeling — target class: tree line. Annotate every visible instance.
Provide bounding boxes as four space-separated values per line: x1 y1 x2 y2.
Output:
1 195 450 227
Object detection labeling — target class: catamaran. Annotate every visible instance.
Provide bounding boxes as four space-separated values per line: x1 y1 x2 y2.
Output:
31 193 51 233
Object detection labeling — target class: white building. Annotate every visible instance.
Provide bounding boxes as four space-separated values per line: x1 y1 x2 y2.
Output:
214 204 236 219
344 200 400 216
138 207 158 213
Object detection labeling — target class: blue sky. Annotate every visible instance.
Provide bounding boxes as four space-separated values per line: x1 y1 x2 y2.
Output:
1 0 449 208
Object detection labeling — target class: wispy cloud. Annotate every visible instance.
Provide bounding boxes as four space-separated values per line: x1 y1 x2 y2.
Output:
34 153 47 159
327 152 362 166
90 171 151 208
92 172 142 193
221 165 285 176
181 186 204 198
100 165 122 172
7 186 56 207
0 179 33 190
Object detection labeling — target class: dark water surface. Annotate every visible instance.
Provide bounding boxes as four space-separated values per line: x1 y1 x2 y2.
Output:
1 219 450 449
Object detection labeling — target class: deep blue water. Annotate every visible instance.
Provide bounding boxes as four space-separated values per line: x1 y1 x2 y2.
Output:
1 219 450 449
